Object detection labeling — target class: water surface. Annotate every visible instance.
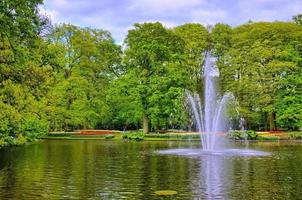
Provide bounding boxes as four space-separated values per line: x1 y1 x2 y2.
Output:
0 140 302 199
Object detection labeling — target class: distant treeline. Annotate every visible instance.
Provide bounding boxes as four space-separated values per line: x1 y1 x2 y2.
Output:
0 1 301 145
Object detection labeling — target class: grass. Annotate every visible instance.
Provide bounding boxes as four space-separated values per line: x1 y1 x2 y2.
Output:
44 131 202 141
42 132 123 140
43 131 302 141
286 132 302 139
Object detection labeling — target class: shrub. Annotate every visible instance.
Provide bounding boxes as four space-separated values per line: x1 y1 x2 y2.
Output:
289 132 302 139
15 134 27 145
0 103 21 138
228 130 259 140
246 130 258 140
123 132 144 141
228 130 243 140
21 117 49 142
0 138 5 148
105 135 115 139
3 136 17 146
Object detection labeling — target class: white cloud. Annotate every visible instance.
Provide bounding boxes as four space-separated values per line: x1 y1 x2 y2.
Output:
39 6 59 23
235 0 302 24
41 0 302 43
128 0 204 14
190 8 227 25
52 0 69 7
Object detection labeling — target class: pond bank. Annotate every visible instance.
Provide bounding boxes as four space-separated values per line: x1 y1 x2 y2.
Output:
43 131 302 141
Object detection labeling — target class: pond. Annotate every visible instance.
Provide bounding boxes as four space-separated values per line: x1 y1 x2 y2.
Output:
0 140 302 199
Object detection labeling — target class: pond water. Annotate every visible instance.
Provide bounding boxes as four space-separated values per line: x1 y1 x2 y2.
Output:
1 140 302 199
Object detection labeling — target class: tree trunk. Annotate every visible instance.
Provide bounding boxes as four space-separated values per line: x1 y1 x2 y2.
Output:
143 114 149 134
264 113 268 131
268 112 276 131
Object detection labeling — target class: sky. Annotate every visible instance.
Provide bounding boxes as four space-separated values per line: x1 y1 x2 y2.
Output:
40 0 302 44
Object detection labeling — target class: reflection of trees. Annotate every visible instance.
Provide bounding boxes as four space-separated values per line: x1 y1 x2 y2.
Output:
139 143 197 198
1 142 302 199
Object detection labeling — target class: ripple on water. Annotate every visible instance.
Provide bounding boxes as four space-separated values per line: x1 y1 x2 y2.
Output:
157 148 271 157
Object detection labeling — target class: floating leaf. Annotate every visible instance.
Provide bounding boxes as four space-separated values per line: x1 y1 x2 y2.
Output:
154 190 177 196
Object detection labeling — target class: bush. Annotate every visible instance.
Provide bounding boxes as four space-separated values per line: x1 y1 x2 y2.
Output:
105 135 115 139
246 130 258 140
15 134 27 145
123 132 144 141
0 102 21 138
0 103 49 148
289 132 302 139
21 117 49 142
3 136 17 146
228 130 259 140
228 130 243 140
0 138 5 148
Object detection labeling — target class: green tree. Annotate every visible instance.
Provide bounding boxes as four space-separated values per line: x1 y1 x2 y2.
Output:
45 24 122 130
122 22 187 133
293 14 302 26
174 23 209 94
214 22 302 130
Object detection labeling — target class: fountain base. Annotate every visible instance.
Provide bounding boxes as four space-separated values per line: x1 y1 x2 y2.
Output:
158 148 270 157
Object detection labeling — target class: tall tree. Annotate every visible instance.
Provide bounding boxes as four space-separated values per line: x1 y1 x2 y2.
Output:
45 24 122 130
0 0 51 145
174 23 209 95
214 22 302 130
122 22 186 133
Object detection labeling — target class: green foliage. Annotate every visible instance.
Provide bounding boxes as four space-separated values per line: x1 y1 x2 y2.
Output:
20 117 49 142
144 133 200 140
144 134 174 138
105 135 115 139
1 0 302 147
245 130 258 140
174 24 209 93
122 132 145 141
213 22 302 130
293 14 302 26
228 131 243 140
288 132 302 139
228 130 259 140
0 102 21 137
276 71 302 130
44 24 122 130
115 22 189 133
257 135 280 140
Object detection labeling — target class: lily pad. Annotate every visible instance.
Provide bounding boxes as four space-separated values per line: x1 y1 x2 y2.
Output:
154 190 177 196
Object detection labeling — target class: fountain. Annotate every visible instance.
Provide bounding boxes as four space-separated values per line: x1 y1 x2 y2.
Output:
157 51 270 200
159 51 269 157
186 51 233 151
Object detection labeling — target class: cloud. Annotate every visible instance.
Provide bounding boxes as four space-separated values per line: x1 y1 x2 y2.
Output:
41 0 302 43
39 7 59 23
191 8 227 25
234 0 302 24
127 0 204 15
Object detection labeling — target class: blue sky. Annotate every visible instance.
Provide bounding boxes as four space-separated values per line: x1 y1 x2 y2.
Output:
40 0 302 43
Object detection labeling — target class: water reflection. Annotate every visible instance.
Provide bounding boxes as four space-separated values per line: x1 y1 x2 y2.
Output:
198 156 226 199
1 141 302 199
